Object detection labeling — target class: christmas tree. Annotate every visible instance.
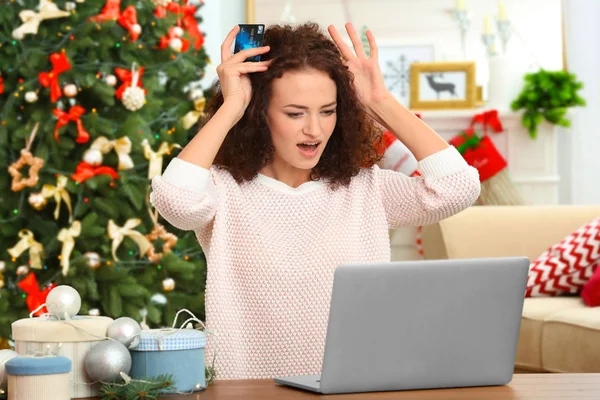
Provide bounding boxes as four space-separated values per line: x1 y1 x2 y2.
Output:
0 0 212 342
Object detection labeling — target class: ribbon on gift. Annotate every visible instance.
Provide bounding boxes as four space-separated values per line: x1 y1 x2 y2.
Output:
154 2 204 50
114 65 146 100
8 229 44 269
470 109 503 135
182 96 206 129
52 105 90 144
40 175 73 221
141 139 181 179
71 161 119 183
107 219 152 261
92 0 141 41
88 136 134 170
38 52 71 103
455 130 482 155
12 0 70 40
17 273 56 317
57 220 81 276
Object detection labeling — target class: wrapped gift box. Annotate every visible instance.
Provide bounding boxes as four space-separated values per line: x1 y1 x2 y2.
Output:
6 356 71 400
130 328 206 393
11 316 113 398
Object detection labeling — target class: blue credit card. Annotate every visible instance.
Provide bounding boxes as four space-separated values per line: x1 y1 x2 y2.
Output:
234 24 265 62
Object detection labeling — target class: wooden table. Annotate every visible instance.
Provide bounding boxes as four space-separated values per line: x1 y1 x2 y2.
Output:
80 373 600 399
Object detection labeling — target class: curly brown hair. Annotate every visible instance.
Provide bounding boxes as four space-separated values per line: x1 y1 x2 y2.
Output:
204 22 383 188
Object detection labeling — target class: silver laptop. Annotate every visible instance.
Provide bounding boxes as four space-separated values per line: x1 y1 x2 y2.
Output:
274 257 529 394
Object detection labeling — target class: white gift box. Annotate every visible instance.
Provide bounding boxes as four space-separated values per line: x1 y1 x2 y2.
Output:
11 315 113 399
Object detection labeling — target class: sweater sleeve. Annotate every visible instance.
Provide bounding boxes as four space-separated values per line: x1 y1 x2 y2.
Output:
376 145 481 229
149 158 218 232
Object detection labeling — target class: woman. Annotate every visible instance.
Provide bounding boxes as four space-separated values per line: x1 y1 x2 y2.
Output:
150 22 480 380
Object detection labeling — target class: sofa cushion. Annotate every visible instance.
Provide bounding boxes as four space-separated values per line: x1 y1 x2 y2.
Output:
526 218 600 297
515 297 584 371
542 306 600 372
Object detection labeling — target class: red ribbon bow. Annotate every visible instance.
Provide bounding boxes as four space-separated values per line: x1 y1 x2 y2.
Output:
470 109 503 135
92 0 141 41
38 52 72 103
155 2 204 50
0 76 4 94
159 26 191 52
52 105 90 144
18 273 56 317
71 161 119 183
114 66 146 99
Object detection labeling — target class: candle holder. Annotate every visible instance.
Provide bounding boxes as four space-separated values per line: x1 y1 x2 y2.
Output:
452 8 470 60
481 33 497 57
496 19 511 55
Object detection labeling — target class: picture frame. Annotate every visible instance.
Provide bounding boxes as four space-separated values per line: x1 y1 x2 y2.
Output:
409 61 477 110
376 38 442 107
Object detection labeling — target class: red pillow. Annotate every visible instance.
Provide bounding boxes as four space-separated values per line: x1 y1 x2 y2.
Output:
526 218 600 297
581 261 600 306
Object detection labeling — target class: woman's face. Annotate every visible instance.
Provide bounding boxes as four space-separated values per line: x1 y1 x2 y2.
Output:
266 68 337 174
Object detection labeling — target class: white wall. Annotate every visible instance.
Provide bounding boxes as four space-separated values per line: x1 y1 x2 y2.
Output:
563 0 600 205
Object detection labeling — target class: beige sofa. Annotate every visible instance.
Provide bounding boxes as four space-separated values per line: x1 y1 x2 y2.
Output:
421 205 600 373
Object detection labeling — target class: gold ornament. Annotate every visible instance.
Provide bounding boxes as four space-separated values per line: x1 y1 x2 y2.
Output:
83 252 101 269
0 337 9 350
16 265 30 276
141 139 181 179
8 229 44 269
12 0 70 40
182 96 206 130
87 136 134 170
8 123 44 192
40 175 73 221
57 220 81 276
162 277 175 292
28 192 48 210
107 219 152 261
0 261 5 290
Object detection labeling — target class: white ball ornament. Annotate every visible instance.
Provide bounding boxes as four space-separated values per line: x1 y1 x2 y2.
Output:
45 285 81 319
83 252 102 269
169 38 183 52
24 91 38 103
172 26 184 37
151 0 171 7
88 308 100 316
104 74 117 87
131 24 142 35
83 148 103 166
63 83 78 98
121 86 145 111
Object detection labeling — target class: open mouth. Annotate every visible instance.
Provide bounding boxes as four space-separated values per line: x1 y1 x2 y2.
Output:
297 141 321 158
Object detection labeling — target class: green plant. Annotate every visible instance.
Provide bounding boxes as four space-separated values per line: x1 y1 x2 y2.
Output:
510 69 586 139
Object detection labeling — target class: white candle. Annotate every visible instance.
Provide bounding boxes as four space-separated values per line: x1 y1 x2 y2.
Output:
456 0 465 10
483 15 492 34
498 2 507 20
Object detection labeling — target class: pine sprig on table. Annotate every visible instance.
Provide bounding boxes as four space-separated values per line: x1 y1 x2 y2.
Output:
98 374 176 400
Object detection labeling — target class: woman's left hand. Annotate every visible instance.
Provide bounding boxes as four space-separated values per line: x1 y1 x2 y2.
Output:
328 23 390 115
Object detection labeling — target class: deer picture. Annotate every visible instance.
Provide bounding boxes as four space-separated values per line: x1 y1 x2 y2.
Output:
425 73 458 99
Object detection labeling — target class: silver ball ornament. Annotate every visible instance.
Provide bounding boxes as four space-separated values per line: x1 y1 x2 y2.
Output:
0 350 18 391
85 341 131 383
150 293 168 305
162 277 175 292
65 1 76 11
83 252 101 269
46 285 81 319
16 265 30 276
131 24 142 35
63 83 78 98
24 91 38 103
121 86 145 111
172 26 184 37
107 317 141 349
83 148 103 166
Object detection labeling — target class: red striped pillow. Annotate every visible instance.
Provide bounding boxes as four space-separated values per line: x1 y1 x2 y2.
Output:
525 218 600 297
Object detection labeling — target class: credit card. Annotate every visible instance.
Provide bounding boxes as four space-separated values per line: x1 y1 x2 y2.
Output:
233 24 266 62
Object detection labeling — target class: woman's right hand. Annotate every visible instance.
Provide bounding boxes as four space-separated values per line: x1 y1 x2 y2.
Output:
218 25 271 120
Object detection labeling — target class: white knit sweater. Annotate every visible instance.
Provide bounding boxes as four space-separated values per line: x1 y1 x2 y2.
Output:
150 145 480 380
